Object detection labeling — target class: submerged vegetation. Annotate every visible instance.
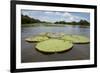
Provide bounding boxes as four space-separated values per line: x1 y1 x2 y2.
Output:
25 32 90 53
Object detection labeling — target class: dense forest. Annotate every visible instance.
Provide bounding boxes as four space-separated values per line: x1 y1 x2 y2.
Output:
21 14 90 26
21 15 41 24
54 20 90 25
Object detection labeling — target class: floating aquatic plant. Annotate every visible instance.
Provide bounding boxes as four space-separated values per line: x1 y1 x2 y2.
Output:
25 36 49 42
25 33 90 53
47 32 65 38
61 35 90 44
36 39 73 53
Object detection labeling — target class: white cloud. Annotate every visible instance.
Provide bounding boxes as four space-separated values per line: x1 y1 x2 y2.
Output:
63 12 72 17
22 10 88 22
55 12 62 15
44 11 80 22
62 12 86 22
44 11 54 14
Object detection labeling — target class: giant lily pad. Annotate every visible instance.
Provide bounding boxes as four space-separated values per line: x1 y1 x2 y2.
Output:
47 33 65 38
36 39 73 53
38 32 48 36
25 36 49 42
61 35 90 44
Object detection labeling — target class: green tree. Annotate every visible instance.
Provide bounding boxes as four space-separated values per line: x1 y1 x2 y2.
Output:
79 20 90 25
55 21 67 24
21 14 41 24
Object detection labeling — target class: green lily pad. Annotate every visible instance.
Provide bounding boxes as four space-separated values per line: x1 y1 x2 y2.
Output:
47 33 65 38
61 35 90 43
36 39 73 53
38 32 48 36
25 36 49 42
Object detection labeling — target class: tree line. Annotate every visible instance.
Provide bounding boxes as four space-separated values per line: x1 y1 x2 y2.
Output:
54 20 90 25
21 14 90 25
21 15 41 24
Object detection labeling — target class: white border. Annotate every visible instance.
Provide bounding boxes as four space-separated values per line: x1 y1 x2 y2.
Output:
16 5 94 69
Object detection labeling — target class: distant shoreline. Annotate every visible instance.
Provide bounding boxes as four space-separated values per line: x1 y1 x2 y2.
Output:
21 23 90 27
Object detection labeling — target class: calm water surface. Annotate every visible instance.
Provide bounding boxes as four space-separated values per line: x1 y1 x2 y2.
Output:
21 24 90 63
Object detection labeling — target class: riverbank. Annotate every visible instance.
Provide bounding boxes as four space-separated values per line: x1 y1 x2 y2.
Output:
21 23 90 27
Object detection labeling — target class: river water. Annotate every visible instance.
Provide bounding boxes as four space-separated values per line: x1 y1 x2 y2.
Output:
21 24 90 63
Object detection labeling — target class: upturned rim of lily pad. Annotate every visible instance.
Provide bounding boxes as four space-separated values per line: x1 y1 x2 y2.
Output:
25 36 49 42
61 35 90 44
47 32 65 38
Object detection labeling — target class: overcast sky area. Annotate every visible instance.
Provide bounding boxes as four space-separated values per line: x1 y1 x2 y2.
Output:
21 10 90 22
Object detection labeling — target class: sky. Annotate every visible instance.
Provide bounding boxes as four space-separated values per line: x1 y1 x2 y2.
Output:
21 10 90 22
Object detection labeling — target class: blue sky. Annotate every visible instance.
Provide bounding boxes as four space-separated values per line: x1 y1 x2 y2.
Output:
21 10 90 22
